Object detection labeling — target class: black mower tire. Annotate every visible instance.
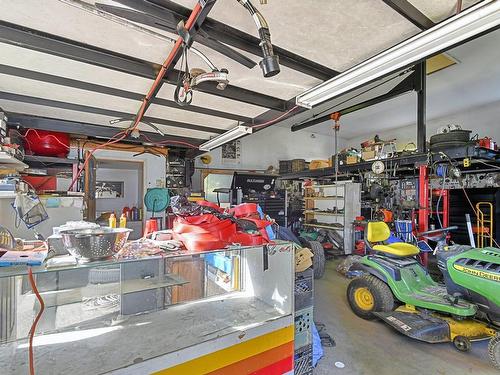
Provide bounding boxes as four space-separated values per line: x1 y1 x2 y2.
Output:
308 240 326 279
347 275 395 320
429 130 471 145
430 141 469 152
453 336 472 352
488 333 500 370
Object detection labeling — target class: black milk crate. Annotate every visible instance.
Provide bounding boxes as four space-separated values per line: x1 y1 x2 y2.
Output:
294 344 313 375
294 268 313 310
295 306 313 349
279 160 292 174
291 158 307 172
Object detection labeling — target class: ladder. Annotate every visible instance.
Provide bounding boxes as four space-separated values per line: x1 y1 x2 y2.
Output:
476 202 493 248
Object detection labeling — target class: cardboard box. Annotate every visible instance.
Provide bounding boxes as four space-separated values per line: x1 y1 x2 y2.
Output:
361 150 377 161
346 156 359 164
309 160 330 170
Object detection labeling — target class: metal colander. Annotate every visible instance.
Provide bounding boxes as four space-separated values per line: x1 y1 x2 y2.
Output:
60 227 132 261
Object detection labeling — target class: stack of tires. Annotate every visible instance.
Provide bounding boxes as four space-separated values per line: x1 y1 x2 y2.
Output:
430 129 471 151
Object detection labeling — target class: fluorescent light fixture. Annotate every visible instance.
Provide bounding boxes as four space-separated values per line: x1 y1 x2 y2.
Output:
296 0 500 109
199 125 253 151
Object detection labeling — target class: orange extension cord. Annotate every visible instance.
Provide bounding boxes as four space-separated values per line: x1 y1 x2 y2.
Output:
66 2 203 191
67 130 128 191
27 267 45 375
133 3 202 129
16 3 298 193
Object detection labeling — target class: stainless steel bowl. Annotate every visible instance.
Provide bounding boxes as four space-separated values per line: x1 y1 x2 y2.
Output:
60 227 132 261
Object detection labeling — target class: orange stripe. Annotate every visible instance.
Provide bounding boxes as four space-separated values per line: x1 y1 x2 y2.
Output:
207 341 293 375
251 356 293 375
153 326 294 375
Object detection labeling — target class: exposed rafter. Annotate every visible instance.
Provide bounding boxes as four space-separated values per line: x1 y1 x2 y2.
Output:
0 20 290 111
141 0 340 81
94 1 257 69
0 91 223 136
7 113 203 148
382 0 435 30
0 64 252 123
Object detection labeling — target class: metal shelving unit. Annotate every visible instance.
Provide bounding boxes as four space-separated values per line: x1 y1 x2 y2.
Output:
22 155 78 168
303 196 342 200
279 146 499 181
303 182 361 254
0 151 27 171
280 154 427 180
303 210 344 216
303 223 344 231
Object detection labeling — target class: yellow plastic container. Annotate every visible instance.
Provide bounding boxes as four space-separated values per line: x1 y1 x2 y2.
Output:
109 213 117 228
119 214 127 228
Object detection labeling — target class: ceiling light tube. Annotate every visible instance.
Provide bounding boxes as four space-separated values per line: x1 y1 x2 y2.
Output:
199 125 253 151
296 0 500 109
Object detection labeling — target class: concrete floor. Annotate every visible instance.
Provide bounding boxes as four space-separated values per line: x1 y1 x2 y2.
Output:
314 260 498 375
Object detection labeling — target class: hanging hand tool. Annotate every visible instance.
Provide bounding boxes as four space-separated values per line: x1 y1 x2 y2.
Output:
236 0 280 77
173 26 229 106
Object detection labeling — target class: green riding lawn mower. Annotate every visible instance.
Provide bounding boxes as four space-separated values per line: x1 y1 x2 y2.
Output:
346 221 500 369
298 227 344 279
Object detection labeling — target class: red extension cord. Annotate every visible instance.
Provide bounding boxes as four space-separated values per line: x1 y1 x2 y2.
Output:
27 267 45 375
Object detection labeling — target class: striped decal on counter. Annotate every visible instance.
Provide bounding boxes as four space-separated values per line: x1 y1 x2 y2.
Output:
152 325 294 375
249 356 293 375
207 342 293 375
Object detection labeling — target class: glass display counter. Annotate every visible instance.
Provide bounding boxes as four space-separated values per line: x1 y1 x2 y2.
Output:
0 241 295 374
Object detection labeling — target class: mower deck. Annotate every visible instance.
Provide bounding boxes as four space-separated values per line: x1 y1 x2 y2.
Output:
374 310 450 343
374 308 497 344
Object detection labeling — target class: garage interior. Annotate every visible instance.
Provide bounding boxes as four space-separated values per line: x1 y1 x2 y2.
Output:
0 1 499 374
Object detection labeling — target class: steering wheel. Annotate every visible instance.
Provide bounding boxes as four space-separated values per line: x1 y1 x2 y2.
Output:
417 226 458 240
417 226 458 255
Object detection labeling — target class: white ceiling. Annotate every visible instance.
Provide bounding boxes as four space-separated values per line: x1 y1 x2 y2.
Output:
174 0 421 71
408 0 480 22
0 0 485 146
299 28 500 140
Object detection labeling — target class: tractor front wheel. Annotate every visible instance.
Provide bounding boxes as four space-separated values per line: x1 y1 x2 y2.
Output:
488 333 500 370
347 275 395 320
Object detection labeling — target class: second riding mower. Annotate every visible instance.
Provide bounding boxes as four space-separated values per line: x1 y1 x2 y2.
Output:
346 221 500 369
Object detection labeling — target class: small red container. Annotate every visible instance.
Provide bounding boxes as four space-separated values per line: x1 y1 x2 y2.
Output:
144 218 159 237
24 130 70 157
22 176 57 192
478 137 497 151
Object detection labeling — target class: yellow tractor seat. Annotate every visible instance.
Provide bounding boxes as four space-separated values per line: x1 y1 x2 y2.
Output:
372 243 420 257
367 221 420 257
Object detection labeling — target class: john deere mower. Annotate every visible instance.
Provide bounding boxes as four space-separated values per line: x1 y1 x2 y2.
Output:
346 221 500 369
